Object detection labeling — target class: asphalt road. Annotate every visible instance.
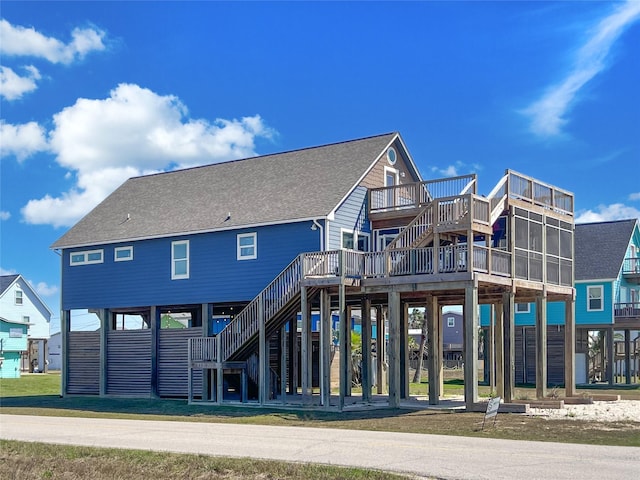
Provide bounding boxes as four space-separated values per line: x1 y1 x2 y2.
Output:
1 414 638 479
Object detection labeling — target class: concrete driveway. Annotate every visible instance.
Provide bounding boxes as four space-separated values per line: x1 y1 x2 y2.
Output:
1 414 638 479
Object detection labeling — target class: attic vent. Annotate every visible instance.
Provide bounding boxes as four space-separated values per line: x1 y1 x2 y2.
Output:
387 147 397 165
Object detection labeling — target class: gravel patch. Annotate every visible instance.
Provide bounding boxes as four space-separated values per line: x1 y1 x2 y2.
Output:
530 400 640 422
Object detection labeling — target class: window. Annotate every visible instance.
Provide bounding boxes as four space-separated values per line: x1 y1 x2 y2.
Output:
341 229 369 252
447 317 455 327
387 147 397 165
237 233 257 260
70 249 104 266
588 285 603 311
171 240 189 279
114 246 133 262
23 316 30 323
15 289 23 305
516 303 530 313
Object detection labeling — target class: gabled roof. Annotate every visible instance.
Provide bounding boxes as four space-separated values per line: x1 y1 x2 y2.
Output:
575 219 638 281
52 132 404 249
0 274 20 296
0 274 54 317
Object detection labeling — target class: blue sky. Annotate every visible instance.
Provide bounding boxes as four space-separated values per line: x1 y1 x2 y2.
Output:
1 1 639 333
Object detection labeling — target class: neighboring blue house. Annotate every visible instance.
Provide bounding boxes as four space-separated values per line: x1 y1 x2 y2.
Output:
0 317 29 378
481 218 640 386
0 274 52 374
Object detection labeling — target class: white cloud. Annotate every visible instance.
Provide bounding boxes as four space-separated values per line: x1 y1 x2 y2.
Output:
0 65 41 100
523 1 640 137
576 203 640 223
0 267 17 276
22 83 275 228
29 280 59 297
0 211 10 220
0 19 106 64
0 121 49 161
629 192 640 201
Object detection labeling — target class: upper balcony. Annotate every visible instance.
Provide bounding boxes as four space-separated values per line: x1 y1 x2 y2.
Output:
622 257 640 284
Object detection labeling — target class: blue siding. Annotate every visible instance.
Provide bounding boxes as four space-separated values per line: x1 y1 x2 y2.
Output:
575 281 614 325
328 186 369 250
62 221 321 309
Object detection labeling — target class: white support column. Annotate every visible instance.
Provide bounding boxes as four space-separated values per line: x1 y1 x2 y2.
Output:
535 290 548 399
463 283 479 409
388 291 401 408
376 305 386 394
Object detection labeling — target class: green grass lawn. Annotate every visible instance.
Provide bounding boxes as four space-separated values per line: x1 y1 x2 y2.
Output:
2 373 639 447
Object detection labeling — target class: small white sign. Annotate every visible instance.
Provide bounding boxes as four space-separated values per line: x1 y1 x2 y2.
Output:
485 396 501 418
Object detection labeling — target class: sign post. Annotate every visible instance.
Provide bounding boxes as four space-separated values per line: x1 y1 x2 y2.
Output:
482 396 501 430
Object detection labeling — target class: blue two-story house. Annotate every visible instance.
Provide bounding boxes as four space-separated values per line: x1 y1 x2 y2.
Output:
481 218 640 386
53 132 577 410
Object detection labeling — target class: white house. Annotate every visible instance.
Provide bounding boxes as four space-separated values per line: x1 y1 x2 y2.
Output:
47 331 62 370
0 274 52 372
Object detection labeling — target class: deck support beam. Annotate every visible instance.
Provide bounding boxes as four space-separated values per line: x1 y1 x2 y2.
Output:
99 308 109 396
338 283 347 410
376 305 386 394
535 290 548 399
426 295 440 404
288 315 298 394
61 310 70 397
258 295 267 405
319 290 331 408
388 291 401 408
150 306 160 398
400 301 409 399
301 286 312 397
503 291 515 403
564 298 576 397
625 329 632 385
361 296 372 402
495 301 505 399
606 327 615 386
280 325 287 403
463 284 479 409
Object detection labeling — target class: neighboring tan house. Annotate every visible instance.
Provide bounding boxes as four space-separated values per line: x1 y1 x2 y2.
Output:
480 218 640 386
0 274 52 374
52 132 576 410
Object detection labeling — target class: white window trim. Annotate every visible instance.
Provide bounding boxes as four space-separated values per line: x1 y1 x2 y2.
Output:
447 317 455 327
587 285 604 312
171 240 190 280
384 166 399 187
70 249 104 266
516 303 530 313
114 246 134 262
15 289 23 305
340 229 370 252
237 232 257 260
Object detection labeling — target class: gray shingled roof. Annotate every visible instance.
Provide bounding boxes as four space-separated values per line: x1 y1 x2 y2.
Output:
0 274 19 295
52 133 398 249
575 219 638 281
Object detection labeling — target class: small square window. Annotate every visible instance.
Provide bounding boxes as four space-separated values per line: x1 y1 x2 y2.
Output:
447 317 455 327
237 233 257 260
15 290 23 305
516 303 530 313
115 246 133 262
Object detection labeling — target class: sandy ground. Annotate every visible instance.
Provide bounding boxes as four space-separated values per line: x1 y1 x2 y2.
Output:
529 399 640 422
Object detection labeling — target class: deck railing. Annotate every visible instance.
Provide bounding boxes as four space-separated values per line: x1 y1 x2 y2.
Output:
506 170 574 216
369 174 477 213
622 257 640 275
614 302 640 319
